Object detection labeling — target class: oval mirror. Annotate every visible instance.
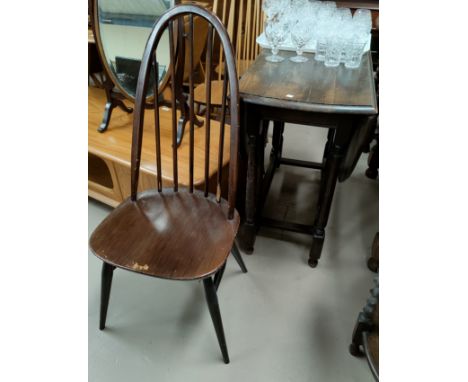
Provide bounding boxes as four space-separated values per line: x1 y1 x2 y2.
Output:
94 0 176 100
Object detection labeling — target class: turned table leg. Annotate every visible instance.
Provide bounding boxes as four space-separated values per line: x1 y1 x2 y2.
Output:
308 125 354 268
272 121 285 168
243 127 262 253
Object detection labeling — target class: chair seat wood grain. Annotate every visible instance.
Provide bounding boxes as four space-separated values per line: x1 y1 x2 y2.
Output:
194 80 228 106
90 189 240 280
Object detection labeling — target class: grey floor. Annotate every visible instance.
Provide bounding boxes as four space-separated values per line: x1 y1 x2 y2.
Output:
88 123 378 382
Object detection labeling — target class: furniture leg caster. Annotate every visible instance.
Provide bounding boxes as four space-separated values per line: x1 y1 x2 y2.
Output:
308 258 318 268
239 223 256 254
367 257 378 272
98 102 113 133
367 232 379 272
349 343 363 357
308 228 324 268
365 167 378 179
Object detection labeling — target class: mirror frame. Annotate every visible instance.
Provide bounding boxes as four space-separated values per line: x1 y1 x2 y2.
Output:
92 0 178 102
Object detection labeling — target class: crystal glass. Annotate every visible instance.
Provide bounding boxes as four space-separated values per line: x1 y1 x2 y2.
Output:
314 20 329 61
321 1 336 9
336 7 352 22
316 3 335 21
263 0 289 20
315 10 340 62
290 20 313 62
262 0 275 19
324 28 342 67
265 18 288 62
353 8 372 33
339 20 353 63
344 40 366 68
343 28 367 68
291 0 308 7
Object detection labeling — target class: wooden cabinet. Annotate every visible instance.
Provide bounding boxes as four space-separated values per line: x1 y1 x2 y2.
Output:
88 86 229 207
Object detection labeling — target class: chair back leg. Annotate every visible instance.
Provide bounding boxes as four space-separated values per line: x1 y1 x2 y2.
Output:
231 242 248 273
214 262 227 290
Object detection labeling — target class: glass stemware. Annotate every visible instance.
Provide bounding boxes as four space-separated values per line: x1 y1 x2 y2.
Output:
265 18 288 62
260 1 366 69
263 0 289 20
290 20 312 62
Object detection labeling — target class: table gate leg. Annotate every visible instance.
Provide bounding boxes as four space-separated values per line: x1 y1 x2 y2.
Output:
272 121 285 168
242 113 265 254
308 125 354 268
243 131 258 253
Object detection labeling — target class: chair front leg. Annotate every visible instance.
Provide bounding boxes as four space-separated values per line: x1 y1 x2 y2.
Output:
99 262 115 330
203 277 230 364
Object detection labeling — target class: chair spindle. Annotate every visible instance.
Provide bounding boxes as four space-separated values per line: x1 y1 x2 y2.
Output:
168 20 179 191
204 24 214 197
216 67 228 202
152 53 163 192
188 14 195 193
130 5 239 219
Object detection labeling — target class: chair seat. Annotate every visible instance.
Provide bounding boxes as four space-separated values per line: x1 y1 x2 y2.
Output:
194 80 226 106
89 189 240 280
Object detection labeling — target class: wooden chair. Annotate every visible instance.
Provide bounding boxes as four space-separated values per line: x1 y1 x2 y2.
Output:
89 4 246 364
193 0 263 114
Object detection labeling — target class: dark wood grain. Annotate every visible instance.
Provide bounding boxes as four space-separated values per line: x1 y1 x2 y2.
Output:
90 4 245 363
90 189 240 280
91 3 241 278
238 43 377 265
336 0 379 11
239 50 377 115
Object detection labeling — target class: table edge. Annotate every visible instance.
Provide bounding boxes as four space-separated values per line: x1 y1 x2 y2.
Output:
239 94 378 115
239 52 378 116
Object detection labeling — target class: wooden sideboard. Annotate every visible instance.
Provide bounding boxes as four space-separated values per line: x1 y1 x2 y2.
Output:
88 87 230 207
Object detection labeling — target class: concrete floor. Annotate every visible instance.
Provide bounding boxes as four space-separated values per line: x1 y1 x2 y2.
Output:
88 123 378 382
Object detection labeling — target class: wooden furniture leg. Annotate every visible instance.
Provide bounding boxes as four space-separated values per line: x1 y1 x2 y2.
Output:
243 117 263 253
366 140 379 179
322 128 335 163
98 75 133 133
308 125 354 267
367 232 379 272
255 121 268 220
350 275 379 380
272 121 285 168
203 277 230 364
99 262 116 330
256 120 283 224
213 262 227 290
176 91 204 147
231 241 248 273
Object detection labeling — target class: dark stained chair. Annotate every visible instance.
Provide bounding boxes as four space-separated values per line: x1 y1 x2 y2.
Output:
89 4 246 364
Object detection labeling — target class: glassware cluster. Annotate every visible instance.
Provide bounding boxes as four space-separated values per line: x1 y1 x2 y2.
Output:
262 0 372 69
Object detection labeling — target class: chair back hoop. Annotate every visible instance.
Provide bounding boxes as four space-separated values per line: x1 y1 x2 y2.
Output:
131 4 240 220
